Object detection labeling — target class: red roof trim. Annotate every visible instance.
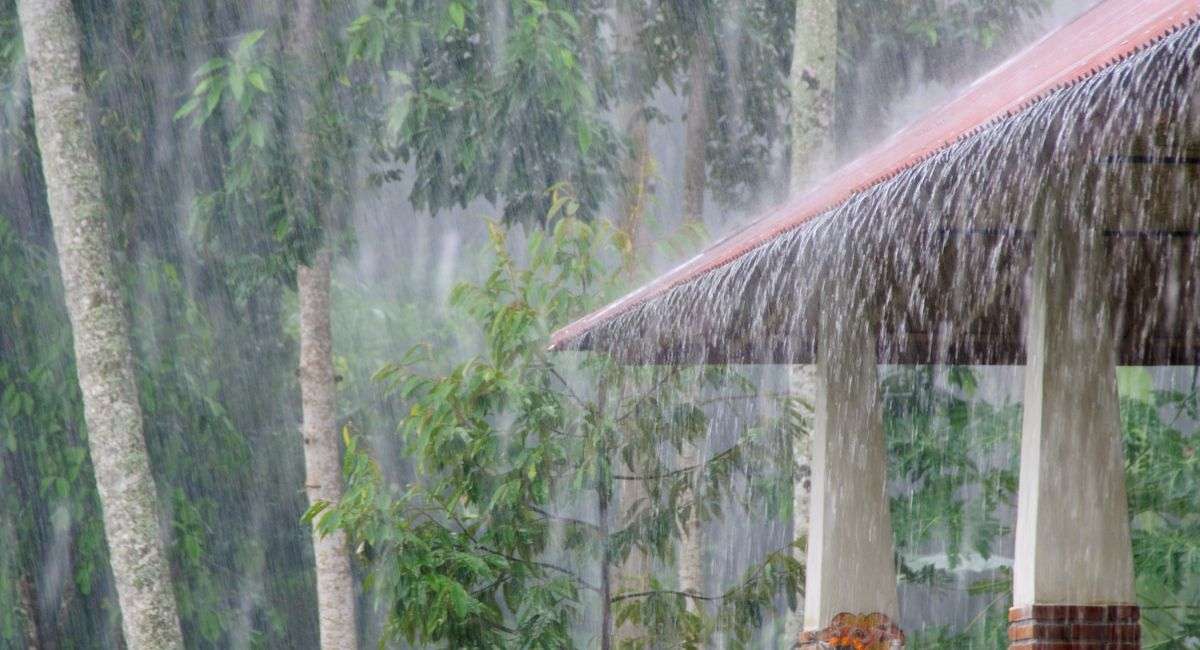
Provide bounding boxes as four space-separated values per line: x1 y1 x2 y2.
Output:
550 0 1200 351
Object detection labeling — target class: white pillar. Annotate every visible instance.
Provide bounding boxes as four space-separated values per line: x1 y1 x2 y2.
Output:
802 308 899 633
1013 224 1135 606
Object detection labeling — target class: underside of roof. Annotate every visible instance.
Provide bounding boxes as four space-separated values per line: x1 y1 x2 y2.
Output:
550 0 1200 366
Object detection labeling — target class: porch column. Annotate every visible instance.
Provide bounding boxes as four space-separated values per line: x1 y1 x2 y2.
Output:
1010 225 1138 648
799 307 903 648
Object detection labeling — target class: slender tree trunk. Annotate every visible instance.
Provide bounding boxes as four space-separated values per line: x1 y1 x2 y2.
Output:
288 3 358 648
609 11 656 641
598 467 613 650
682 29 711 225
677 27 713 645
785 1 837 644
614 462 651 646
615 2 652 254
16 1 185 647
618 108 651 252
298 250 357 650
677 454 703 612
788 0 838 191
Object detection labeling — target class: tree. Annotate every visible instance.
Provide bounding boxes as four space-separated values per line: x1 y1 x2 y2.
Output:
323 210 802 649
14 0 185 647
788 0 837 191
675 5 717 643
345 0 619 226
288 3 359 647
614 0 654 252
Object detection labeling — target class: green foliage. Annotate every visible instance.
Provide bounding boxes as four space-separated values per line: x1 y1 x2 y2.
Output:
0 217 101 647
346 0 618 225
886 367 1200 647
175 30 274 130
0 0 28 151
885 366 1019 573
322 209 800 647
178 25 327 288
0 212 314 648
1123 384 1200 647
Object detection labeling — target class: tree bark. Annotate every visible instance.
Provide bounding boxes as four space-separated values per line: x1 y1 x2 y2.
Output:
786 1 837 642
288 3 358 648
598 462 613 650
614 460 651 646
788 0 838 191
681 29 711 224
618 108 651 252
297 250 357 650
678 27 713 645
15 1 185 647
677 446 704 625
615 2 652 254
668 26 716 646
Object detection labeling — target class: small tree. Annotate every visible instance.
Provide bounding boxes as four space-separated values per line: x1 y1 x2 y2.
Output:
320 202 802 649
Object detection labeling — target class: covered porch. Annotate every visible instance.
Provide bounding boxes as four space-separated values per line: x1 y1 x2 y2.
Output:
551 1 1200 647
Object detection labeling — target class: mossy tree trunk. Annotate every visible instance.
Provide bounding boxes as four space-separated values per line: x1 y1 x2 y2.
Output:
15 0 185 647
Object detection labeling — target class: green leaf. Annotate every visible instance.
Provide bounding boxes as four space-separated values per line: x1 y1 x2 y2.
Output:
576 123 592 155
203 82 223 120
193 58 227 77
239 29 266 53
230 70 246 102
173 96 201 121
448 3 466 30
248 121 266 148
247 69 269 93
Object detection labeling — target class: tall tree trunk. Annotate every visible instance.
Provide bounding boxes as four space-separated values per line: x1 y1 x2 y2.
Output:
16 1 185 647
678 27 713 646
297 251 357 650
788 0 838 191
614 463 651 646
615 1 652 255
288 3 359 648
598 461 613 650
681 29 711 225
785 1 837 644
618 108 651 253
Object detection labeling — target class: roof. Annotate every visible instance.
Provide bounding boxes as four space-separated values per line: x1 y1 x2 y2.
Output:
550 0 1200 356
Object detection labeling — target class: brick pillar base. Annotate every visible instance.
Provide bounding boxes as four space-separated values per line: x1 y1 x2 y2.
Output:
1008 605 1140 649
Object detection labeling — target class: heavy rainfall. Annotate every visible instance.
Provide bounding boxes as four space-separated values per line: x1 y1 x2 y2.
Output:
0 0 1197 649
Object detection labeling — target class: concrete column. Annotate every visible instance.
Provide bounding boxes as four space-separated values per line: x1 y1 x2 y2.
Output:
799 306 903 647
1010 224 1138 648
